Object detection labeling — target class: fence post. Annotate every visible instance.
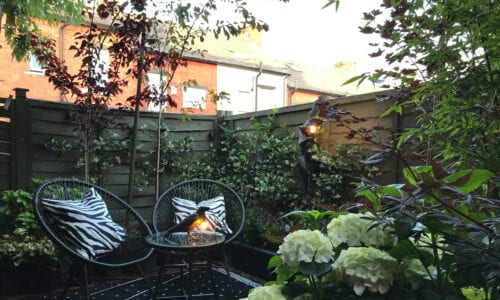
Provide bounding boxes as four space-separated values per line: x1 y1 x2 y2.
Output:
11 88 31 190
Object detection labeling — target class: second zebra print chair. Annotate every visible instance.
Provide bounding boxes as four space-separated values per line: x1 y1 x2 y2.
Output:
33 178 154 300
151 179 245 299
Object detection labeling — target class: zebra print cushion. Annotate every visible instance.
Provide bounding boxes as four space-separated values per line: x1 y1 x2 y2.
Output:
172 196 232 234
42 188 126 260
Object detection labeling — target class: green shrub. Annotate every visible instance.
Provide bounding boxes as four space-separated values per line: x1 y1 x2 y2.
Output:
0 187 63 270
0 232 61 269
311 143 380 208
0 189 39 236
171 113 372 250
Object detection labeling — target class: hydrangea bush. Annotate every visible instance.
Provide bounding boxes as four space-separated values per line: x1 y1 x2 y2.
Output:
278 229 334 268
327 212 395 248
332 247 398 295
244 211 452 299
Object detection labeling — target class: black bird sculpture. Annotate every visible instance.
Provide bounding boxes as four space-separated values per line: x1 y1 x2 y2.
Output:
165 206 211 237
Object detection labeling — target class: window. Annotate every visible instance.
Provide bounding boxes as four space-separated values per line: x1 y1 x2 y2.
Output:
147 72 178 112
29 53 45 74
183 85 207 109
216 65 286 114
94 49 109 84
148 72 164 111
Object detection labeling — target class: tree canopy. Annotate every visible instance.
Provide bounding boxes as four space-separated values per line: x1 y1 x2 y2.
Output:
0 0 85 61
354 0 499 173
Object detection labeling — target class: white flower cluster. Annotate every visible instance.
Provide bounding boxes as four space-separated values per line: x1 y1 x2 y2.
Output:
245 284 286 300
401 258 434 290
277 229 334 268
326 213 394 248
332 247 399 296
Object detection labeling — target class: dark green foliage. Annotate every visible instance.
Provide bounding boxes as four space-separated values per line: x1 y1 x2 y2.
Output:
357 163 499 298
43 132 131 184
180 113 300 209
357 0 499 173
0 186 62 270
0 189 37 235
311 143 380 207
0 0 84 61
137 132 194 189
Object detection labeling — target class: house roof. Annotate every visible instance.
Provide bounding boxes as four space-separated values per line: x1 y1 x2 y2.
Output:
190 29 383 96
86 14 384 96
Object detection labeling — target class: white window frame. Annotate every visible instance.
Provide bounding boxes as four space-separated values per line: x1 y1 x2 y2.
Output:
95 49 109 84
29 53 45 74
148 72 164 111
183 85 207 109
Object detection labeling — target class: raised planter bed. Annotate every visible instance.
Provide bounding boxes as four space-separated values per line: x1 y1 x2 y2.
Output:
227 242 277 281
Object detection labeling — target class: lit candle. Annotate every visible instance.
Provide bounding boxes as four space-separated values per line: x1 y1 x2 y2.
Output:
190 217 211 232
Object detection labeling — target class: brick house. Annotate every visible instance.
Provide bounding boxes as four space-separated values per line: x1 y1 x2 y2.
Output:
0 20 347 115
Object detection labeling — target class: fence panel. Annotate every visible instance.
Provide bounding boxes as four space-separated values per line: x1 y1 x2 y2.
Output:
0 97 11 190
26 100 216 219
2 89 413 215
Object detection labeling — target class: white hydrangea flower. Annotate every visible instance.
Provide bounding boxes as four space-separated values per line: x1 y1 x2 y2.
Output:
327 213 395 248
246 284 286 300
400 258 435 290
277 229 334 268
332 247 399 296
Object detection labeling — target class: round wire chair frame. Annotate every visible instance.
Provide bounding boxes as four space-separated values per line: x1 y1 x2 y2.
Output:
152 178 246 245
150 178 246 299
33 178 154 268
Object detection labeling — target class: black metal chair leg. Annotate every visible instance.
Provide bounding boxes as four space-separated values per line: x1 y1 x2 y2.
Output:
153 263 166 300
58 274 71 300
222 249 234 299
137 263 155 295
82 265 90 300
187 262 193 300
207 262 219 300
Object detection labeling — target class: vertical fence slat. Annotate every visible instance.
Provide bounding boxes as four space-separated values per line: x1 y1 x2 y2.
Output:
11 88 31 190
2 89 412 201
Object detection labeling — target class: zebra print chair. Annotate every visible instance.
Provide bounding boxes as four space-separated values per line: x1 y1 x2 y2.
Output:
33 178 154 300
151 179 245 299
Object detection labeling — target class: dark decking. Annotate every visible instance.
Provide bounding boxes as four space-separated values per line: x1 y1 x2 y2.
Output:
8 267 262 300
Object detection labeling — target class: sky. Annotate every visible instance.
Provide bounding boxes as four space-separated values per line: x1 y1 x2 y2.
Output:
147 0 388 94
148 0 385 74
243 0 383 73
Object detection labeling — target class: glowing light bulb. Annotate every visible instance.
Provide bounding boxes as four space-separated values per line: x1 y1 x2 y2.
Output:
308 124 318 134
198 220 210 231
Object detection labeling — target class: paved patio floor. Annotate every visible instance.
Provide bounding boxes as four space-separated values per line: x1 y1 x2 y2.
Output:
16 268 261 300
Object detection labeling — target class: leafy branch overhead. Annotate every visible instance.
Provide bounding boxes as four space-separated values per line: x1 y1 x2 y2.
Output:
351 0 499 173
29 0 269 190
0 0 84 61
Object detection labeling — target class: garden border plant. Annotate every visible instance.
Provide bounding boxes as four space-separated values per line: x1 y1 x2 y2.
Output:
170 111 380 250
244 0 499 296
0 182 65 296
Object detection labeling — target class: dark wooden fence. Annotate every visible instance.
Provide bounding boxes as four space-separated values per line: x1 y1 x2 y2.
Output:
318 91 402 183
2 88 409 219
0 95 12 191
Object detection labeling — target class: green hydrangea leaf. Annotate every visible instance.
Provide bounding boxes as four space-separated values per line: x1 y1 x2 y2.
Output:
299 261 332 277
267 255 281 269
393 211 417 240
390 239 417 260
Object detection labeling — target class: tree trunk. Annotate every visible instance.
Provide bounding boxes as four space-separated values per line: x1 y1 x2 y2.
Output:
127 31 146 203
